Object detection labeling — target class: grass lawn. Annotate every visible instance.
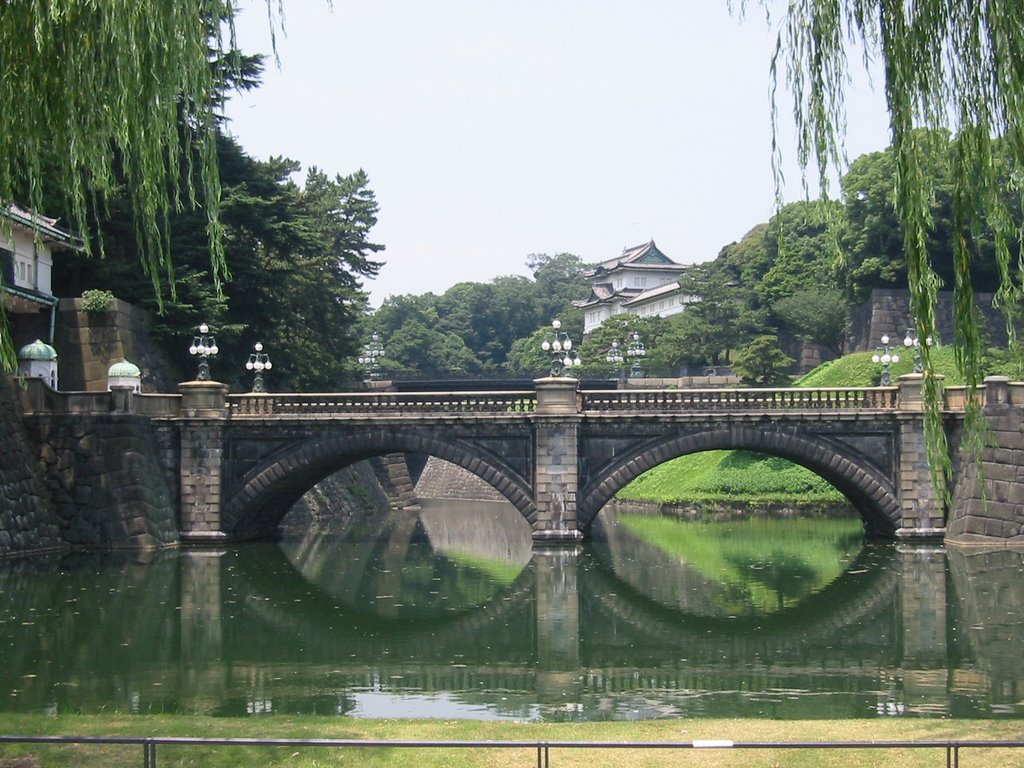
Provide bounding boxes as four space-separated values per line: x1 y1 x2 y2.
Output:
1 715 1022 767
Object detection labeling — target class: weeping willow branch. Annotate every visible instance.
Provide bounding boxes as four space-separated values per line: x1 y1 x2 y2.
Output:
0 1 277 369
744 0 1024 493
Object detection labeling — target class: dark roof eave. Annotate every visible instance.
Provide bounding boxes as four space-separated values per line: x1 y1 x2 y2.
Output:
2 284 59 306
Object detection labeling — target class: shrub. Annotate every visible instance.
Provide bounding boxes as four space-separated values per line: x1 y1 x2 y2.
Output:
81 289 115 314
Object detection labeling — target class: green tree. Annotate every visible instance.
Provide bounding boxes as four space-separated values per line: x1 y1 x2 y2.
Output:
676 261 765 366
840 131 1009 301
757 201 844 307
56 135 383 391
576 315 668 377
731 335 795 387
773 288 850 357
756 0 1024 479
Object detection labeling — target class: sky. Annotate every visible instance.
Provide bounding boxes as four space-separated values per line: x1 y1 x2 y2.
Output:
224 1 892 307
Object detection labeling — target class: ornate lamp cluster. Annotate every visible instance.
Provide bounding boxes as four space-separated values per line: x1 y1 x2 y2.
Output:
358 333 386 380
903 327 933 374
605 339 624 369
871 334 901 386
245 342 273 393
188 323 219 382
541 319 581 377
626 331 647 378
188 323 274 392
604 329 647 381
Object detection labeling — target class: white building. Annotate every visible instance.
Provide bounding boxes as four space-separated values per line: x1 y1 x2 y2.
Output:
1 204 82 345
574 240 691 334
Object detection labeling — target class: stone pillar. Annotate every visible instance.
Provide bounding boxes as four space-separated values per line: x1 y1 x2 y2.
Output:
178 381 230 542
532 377 583 543
984 375 1010 406
533 546 582 704
895 374 947 539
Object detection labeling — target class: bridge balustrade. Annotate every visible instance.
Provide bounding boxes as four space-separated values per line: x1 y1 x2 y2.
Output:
228 391 537 417
580 387 899 412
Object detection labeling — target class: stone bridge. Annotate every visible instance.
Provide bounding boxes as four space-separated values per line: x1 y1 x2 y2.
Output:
19 373 997 544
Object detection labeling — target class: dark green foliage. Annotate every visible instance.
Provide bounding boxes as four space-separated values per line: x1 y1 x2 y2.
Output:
731 334 795 386
773 288 849 356
371 254 590 377
56 134 383 391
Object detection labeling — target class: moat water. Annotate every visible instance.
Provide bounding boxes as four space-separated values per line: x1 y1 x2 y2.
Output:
1 500 1022 721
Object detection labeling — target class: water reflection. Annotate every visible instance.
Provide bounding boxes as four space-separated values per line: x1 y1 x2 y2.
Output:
0 503 1022 720
591 505 865 616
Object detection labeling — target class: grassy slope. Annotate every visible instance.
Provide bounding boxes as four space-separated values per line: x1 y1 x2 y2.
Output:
618 347 964 504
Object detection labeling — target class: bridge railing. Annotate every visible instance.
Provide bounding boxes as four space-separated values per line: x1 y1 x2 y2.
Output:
580 387 900 412
228 391 538 417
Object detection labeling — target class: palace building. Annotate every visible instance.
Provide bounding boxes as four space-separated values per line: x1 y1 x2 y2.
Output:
573 240 692 334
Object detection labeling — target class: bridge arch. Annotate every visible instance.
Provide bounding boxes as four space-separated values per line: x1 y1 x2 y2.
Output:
221 427 535 540
578 424 901 536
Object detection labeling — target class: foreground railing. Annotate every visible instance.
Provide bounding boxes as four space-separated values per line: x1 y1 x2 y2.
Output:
228 390 537 417
581 386 900 412
2 734 1021 767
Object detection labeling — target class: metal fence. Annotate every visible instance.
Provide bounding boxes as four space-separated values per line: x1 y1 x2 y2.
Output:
3 734 1023 767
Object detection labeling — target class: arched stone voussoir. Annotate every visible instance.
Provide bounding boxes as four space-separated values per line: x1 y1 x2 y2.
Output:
577 425 901 535
222 427 535 539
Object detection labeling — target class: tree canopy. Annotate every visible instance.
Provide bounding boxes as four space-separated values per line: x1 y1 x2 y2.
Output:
752 0 1024 483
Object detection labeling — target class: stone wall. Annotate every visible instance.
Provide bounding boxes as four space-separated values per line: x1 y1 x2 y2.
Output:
848 288 1010 352
283 462 394 530
23 412 180 551
53 297 183 393
0 375 63 557
415 455 507 502
946 391 1024 544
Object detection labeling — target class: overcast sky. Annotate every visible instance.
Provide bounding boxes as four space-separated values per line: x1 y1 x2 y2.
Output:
224 1 892 306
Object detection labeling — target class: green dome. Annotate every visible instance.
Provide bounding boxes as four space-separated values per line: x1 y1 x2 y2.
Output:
18 339 57 361
108 359 141 377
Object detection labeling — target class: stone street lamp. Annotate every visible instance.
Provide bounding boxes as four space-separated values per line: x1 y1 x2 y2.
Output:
541 319 581 377
245 341 272 393
358 333 386 380
626 330 646 378
188 323 218 381
903 327 933 374
871 334 900 386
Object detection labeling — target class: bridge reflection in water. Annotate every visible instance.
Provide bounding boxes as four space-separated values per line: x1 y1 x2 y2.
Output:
0 502 1022 721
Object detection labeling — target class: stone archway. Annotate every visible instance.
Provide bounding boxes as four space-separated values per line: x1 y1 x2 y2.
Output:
577 424 901 536
221 427 536 540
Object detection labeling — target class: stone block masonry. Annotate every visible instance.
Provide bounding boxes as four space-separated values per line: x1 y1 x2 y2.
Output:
23 411 179 551
0 375 62 557
947 384 1024 544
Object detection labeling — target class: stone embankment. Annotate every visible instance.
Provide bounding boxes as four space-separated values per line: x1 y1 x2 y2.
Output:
947 377 1024 544
24 411 179 551
0 375 62 556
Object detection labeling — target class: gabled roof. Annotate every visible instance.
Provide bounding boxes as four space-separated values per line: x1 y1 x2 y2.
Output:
621 280 686 307
1 204 84 250
572 282 644 309
585 240 681 277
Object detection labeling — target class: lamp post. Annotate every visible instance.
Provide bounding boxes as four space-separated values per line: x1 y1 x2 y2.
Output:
188 323 218 381
626 330 647 378
903 327 933 374
358 333 386 381
245 341 272 393
871 334 900 386
602 342 626 387
541 319 581 377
